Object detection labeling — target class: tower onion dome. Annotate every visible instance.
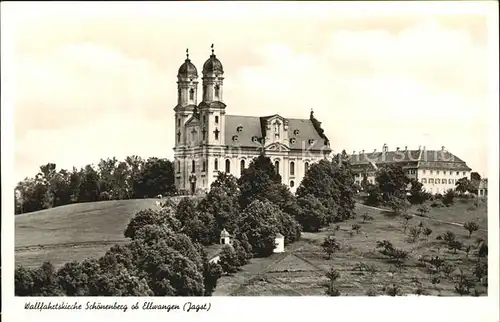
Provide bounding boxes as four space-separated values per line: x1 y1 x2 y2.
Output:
203 44 224 74
178 49 198 78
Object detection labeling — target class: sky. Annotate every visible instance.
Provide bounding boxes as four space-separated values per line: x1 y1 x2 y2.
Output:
3 1 497 182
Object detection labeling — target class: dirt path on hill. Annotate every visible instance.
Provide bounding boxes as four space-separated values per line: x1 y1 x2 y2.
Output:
358 204 487 232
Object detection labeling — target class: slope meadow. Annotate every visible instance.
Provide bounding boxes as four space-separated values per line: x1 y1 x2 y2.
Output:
214 201 488 296
16 199 173 268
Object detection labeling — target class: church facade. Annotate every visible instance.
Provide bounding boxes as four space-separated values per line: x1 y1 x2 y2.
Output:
173 47 331 194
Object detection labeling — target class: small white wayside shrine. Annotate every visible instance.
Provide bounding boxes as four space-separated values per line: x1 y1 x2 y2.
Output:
274 233 285 253
220 228 232 245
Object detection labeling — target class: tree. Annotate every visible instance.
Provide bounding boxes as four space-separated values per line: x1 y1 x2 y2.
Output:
448 240 463 254
234 200 281 257
463 221 479 238
15 262 64 296
361 213 374 223
442 189 455 207
78 165 101 202
422 227 433 239
198 173 241 233
218 245 239 274
202 261 223 296
408 178 428 205
231 239 251 267
407 226 421 243
293 195 328 232
388 196 411 216
325 268 341 296
237 154 281 209
443 231 456 244
296 158 356 222
176 197 198 226
321 236 341 259
455 177 474 194
417 205 430 217
135 158 176 198
124 207 180 240
182 211 217 245
375 164 410 202
135 240 204 296
275 210 302 244
364 183 382 206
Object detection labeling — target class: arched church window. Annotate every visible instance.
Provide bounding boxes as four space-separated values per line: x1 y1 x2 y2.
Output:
177 160 180 172
189 88 194 100
215 116 219 124
225 159 231 173
191 160 196 173
305 162 309 172
177 118 181 127
214 158 218 171
202 161 206 172
290 161 295 176
240 160 245 175
274 161 280 175
215 85 220 98
290 180 295 188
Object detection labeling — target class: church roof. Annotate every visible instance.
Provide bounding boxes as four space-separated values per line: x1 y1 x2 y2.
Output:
275 233 284 238
203 54 224 74
224 115 330 152
220 228 230 237
349 149 471 171
178 59 198 78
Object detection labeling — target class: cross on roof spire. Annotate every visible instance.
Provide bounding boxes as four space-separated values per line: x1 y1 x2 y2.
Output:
186 48 189 59
211 43 215 55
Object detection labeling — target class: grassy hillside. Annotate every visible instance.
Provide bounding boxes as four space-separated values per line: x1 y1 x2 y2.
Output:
15 199 166 268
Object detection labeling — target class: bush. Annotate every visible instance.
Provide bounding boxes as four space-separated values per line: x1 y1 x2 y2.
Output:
351 224 361 234
430 201 443 208
322 236 341 259
416 205 430 217
407 226 421 243
218 246 239 275
383 284 401 296
361 213 374 223
463 221 479 238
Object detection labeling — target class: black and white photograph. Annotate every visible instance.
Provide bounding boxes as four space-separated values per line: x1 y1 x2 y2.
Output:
2 1 499 321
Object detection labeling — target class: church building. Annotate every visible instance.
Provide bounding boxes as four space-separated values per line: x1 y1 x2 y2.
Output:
173 46 331 195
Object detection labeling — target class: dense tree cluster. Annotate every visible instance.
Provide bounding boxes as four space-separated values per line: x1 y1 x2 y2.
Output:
15 157 176 214
296 153 356 225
